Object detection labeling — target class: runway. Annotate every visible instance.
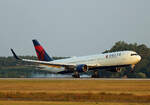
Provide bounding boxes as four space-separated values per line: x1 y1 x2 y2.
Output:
0 78 150 80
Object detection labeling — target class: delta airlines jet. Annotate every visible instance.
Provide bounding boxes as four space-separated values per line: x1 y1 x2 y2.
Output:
11 40 141 78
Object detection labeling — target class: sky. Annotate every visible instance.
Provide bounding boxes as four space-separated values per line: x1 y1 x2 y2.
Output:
0 0 150 57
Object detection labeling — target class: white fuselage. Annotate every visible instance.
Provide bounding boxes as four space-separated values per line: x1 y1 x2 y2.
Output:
38 51 141 73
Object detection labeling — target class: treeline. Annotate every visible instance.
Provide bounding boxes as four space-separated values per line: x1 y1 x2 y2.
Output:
0 56 67 78
0 41 150 78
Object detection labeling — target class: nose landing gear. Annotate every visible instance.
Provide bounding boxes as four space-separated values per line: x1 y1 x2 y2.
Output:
130 64 135 72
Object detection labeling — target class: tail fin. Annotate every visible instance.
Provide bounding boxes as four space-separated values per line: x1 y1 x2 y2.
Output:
32 39 53 61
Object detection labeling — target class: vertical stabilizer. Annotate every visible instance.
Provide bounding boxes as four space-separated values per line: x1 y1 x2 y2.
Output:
32 39 53 61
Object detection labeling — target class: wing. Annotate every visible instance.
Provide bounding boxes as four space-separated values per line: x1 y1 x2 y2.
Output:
10 49 75 68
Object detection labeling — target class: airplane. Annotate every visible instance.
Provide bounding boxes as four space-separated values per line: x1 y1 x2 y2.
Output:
11 39 141 78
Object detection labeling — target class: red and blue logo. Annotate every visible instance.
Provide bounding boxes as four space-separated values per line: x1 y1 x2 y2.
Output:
32 40 53 61
35 45 45 61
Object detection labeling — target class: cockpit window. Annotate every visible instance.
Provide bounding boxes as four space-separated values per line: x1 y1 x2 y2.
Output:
131 53 138 56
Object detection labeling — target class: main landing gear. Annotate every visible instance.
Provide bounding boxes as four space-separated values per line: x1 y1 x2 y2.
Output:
72 70 100 78
91 70 99 78
72 71 80 78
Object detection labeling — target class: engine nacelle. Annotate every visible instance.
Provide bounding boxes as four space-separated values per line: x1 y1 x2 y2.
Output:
76 64 88 72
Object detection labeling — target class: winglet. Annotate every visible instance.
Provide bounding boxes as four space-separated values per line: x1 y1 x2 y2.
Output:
10 49 21 60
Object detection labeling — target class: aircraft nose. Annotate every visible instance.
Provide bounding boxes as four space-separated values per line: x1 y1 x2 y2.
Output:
137 55 141 62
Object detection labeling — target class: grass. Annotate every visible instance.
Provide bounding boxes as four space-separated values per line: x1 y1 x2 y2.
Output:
0 101 150 105
0 79 150 94
0 79 150 103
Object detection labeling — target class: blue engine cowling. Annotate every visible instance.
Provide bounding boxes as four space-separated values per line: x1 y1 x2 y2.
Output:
76 64 88 72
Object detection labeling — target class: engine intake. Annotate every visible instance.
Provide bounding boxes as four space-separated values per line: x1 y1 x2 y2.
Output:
76 64 88 72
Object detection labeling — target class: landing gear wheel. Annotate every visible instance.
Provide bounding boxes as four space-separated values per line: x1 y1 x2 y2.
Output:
130 65 135 73
116 68 121 72
72 71 80 78
91 70 99 78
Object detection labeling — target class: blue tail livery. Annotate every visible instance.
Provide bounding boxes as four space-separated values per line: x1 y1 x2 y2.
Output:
32 39 53 61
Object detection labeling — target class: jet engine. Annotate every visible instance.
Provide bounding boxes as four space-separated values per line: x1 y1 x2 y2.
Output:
76 64 88 72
